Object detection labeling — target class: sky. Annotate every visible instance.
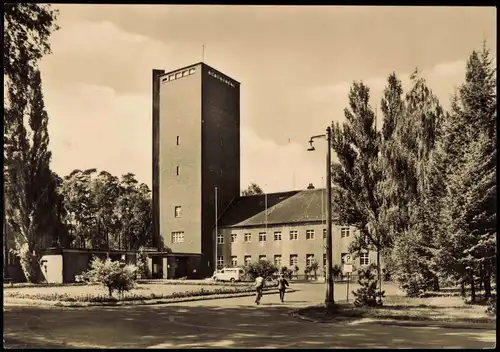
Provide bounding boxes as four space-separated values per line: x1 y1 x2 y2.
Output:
39 5 497 193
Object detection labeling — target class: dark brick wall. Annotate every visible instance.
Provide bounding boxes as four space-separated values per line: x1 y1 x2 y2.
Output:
201 65 241 276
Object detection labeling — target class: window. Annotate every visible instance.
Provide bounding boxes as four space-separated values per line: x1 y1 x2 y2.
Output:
306 254 315 267
189 68 196 75
360 253 369 266
274 255 282 268
306 229 315 240
259 232 267 242
220 169 223 177
217 233 224 244
217 255 224 269
244 233 252 243
175 72 182 79
176 166 180 176
176 136 180 145
220 138 223 147
174 206 182 218
341 227 350 238
323 253 327 266
274 231 282 241
259 255 267 261
323 229 327 239
290 254 298 267
231 233 237 243
244 255 252 265
172 231 184 243
289 230 298 240
231 256 238 267
169 74 174 80
182 70 188 77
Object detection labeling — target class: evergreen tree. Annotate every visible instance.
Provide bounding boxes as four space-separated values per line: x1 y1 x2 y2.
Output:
436 44 496 301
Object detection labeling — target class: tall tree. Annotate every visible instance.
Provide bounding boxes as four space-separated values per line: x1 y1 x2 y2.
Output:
384 70 445 295
241 183 264 196
4 68 60 282
436 45 497 301
330 81 386 293
3 3 59 283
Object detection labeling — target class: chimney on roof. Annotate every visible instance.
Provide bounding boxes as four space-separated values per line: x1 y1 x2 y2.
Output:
307 183 315 190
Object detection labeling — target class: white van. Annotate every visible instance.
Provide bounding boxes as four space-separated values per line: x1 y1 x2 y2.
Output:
212 268 245 282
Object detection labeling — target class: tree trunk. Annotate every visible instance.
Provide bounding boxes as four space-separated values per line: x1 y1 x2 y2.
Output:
432 275 440 291
20 252 43 283
479 264 484 291
484 263 492 299
470 270 476 303
460 278 466 297
376 248 382 295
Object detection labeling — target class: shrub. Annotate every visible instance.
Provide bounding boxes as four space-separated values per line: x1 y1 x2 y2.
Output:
83 256 138 297
242 260 279 280
280 266 293 279
308 260 319 280
486 297 497 315
136 247 149 278
352 263 385 307
332 264 342 280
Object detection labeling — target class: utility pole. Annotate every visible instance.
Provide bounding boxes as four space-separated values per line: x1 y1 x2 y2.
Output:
325 126 334 307
214 186 218 272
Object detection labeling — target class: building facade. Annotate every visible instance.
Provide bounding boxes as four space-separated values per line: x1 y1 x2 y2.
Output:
153 63 241 278
215 189 379 277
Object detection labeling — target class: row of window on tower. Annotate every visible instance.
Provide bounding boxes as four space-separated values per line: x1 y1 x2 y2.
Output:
216 227 351 244
216 252 369 268
162 68 197 84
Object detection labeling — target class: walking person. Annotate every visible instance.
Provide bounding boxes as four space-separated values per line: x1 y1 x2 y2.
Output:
255 274 265 305
277 274 289 303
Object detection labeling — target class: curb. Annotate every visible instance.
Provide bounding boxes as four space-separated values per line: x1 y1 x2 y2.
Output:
3 289 297 308
292 307 496 330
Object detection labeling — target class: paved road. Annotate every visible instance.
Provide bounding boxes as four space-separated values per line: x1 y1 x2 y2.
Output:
3 283 496 349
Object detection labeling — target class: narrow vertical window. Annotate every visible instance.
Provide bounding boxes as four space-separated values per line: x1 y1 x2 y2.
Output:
176 166 180 176
220 138 223 147
176 136 180 145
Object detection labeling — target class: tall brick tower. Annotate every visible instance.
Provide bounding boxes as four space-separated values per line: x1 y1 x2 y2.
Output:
152 63 240 278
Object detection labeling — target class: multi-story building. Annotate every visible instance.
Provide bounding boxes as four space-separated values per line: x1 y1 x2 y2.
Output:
215 188 377 276
153 62 379 279
152 63 241 278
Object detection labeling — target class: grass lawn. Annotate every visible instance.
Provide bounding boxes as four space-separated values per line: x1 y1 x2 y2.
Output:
3 282 266 304
299 290 496 326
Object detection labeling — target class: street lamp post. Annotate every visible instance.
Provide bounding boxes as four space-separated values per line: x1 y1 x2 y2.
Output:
308 126 334 307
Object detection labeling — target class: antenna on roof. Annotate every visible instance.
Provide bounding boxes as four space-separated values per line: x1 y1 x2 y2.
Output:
202 44 205 62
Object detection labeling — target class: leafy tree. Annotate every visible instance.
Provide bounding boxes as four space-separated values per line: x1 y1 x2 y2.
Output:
4 68 61 283
242 259 279 280
352 263 385 307
384 70 445 295
331 81 387 294
3 4 59 283
280 266 293 279
241 183 264 196
3 4 59 79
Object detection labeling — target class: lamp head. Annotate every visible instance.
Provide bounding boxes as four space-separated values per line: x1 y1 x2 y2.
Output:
307 139 315 151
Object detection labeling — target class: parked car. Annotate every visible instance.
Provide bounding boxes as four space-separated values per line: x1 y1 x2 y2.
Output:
212 268 245 282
